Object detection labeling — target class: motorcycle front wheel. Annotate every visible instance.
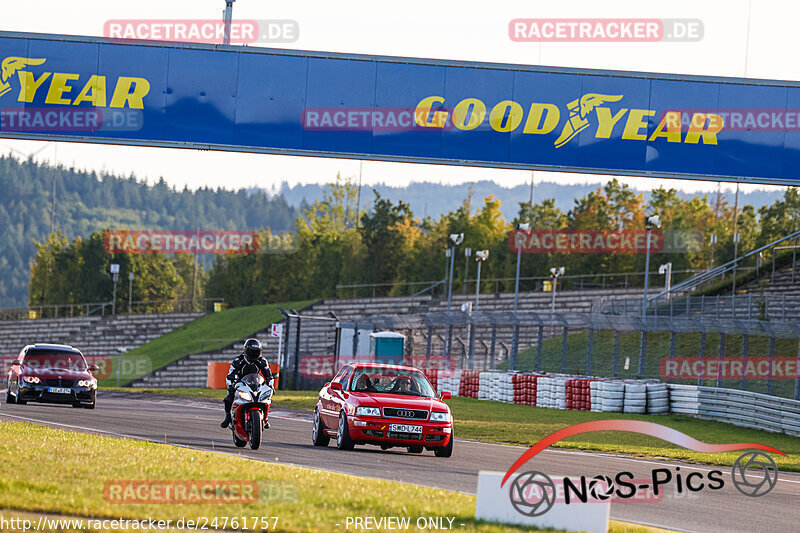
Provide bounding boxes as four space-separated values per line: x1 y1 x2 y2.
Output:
249 410 262 450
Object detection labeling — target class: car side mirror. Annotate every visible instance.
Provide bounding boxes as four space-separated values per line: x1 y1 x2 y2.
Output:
440 391 452 400
88 364 99 372
330 382 343 392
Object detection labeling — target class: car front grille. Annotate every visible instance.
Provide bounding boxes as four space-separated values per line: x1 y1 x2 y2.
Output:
363 430 383 438
387 432 423 440
44 379 76 387
426 435 445 442
382 408 428 420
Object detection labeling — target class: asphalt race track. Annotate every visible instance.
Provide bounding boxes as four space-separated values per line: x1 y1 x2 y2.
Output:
2 391 799 533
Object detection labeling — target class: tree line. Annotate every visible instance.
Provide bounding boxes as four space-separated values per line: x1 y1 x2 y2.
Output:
26 173 799 311
0 155 298 308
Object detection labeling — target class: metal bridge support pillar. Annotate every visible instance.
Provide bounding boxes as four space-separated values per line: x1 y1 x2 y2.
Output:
741 334 749 391
489 325 497 369
717 332 726 388
426 326 433 356
638 330 647 379
698 332 706 386
767 336 776 395
536 325 544 372
510 325 519 371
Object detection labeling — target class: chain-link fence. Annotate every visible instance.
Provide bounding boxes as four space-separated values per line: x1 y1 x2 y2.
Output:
278 308 800 400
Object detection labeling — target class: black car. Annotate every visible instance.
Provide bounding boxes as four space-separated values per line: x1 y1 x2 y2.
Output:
6 343 98 408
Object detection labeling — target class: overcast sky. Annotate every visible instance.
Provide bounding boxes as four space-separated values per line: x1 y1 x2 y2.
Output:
1 0 796 196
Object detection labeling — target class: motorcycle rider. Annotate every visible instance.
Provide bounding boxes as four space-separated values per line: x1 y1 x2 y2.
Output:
220 338 271 429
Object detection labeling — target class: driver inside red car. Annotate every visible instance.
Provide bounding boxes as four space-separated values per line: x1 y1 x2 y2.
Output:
354 374 377 392
390 376 420 394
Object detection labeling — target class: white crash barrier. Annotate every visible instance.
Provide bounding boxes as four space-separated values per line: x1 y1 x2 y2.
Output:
427 367 800 437
668 384 800 437
475 471 609 533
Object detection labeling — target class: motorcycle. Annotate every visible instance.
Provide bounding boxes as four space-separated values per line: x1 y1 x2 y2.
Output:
230 372 276 450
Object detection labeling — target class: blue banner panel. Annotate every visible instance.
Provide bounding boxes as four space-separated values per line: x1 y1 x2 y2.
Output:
2 31 800 186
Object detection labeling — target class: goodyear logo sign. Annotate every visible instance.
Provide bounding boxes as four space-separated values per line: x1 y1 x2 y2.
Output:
414 94 724 146
0 56 150 108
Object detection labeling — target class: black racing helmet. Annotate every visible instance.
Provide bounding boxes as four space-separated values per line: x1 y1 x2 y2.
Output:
243 338 263 363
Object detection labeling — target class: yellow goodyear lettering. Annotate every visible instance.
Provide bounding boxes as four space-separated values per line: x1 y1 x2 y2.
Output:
7 61 149 109
44 73 80 104
414 96 448 128
73 75 108 107
16 71 51 103
621 109 656 140
489 100 524 132
684 113 724 144
110 77 150 109
452 98 486 130
416 95 723 147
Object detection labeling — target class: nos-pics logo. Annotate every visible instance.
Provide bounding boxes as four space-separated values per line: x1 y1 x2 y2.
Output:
502 420 783 516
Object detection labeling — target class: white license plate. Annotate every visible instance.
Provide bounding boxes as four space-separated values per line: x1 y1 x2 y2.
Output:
389 424 423 434
49 387 71 394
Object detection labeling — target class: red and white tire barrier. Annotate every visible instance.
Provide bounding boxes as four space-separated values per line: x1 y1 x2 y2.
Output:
422 369 670 416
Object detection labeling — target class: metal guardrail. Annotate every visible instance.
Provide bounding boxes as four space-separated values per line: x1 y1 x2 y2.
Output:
0 297 223 321
652 229 800 302
336 269 704 298
607 292 798 321
670 384 800 436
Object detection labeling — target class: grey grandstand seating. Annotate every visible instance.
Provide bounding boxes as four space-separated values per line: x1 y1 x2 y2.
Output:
0 313 203 358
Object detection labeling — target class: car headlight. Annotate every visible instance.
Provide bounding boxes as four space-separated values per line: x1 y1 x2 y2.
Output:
355 406 381 417
237 390 253 401
77 379 96 388
430 411 451 422
22 376 40 384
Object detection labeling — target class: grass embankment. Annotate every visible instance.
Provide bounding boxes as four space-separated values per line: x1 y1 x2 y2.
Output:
98 302 313 387
502 329 800 399
0 422 667 533
106 389 800 472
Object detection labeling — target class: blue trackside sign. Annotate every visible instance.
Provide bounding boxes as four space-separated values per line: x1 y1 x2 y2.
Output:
2 31 800 186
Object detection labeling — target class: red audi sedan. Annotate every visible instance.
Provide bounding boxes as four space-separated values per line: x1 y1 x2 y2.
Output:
313 363 453 457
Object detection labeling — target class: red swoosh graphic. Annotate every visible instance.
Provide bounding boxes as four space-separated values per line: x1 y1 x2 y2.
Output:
501 420 785 486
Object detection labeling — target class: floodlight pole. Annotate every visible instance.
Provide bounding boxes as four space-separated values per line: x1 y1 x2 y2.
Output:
643 223 654 318
128 272 134 314
475 259 482 309
447 244 456 312
223 1 235 45
513 224 529 313
474 250 488 310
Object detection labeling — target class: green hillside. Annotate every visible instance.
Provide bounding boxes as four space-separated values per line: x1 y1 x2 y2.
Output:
0 155 298 308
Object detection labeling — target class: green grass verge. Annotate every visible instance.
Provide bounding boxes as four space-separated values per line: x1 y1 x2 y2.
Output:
500 329 800 399
106 389 800 471
0 421 667 533
98 301 313 387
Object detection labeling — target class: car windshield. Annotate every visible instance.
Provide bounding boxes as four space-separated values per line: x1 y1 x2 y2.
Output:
350 368 435 398
22 351 87 371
